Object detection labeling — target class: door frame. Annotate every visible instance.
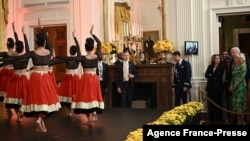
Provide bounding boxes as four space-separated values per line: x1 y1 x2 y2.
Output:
233 28 250 46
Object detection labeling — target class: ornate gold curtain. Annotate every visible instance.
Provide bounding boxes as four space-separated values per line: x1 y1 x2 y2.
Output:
114 3 130 40
0 0 8 51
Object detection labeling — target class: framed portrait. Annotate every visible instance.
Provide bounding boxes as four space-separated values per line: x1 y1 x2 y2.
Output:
143 30 160 43
143 30 160 58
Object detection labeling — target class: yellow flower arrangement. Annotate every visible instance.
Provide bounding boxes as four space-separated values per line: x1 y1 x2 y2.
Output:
101 42 118 54
153 40 174 53
125 101 203 141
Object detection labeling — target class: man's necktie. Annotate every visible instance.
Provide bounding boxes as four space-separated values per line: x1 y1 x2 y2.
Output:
123 62 129 81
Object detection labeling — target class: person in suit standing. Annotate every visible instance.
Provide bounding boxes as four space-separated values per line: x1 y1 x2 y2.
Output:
205 54 225 124
116 51 138 108
172 51 192 106
97 54 110 101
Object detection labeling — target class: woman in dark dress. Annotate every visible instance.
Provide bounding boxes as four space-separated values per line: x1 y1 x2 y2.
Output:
205 54 225 124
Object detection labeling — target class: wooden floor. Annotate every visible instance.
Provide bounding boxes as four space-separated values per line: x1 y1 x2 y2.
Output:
0 103 165 141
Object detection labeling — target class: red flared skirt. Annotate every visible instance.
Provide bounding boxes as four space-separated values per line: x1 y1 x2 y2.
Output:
4 74 28 107
0 68 14 91
58 74 80 103
71 73 104 112
21 72 61 113
48 71 58 93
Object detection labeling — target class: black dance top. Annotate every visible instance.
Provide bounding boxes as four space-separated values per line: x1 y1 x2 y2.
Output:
55 34 102 69
2 28 53 67
81 34 101 69
55 36 81 69
0 31 30 69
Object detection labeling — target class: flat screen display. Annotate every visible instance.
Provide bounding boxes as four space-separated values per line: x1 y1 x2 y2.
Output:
184 41 198 55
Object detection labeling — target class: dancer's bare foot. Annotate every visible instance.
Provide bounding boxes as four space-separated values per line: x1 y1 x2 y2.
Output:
41 119 47 132
16 111 23 122
92 113 97 122
36 118 45 132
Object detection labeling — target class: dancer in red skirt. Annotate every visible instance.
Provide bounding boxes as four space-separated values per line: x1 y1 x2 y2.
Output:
55 31 81 116
1 24 30 122
12 19 61 132
48 49 59 93
71 25 104 126
0 38 15 104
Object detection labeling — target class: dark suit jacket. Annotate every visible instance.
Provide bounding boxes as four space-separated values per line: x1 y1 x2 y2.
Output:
172 60 192 89
205 63 225 92
116 61 137 88
97 62 110 92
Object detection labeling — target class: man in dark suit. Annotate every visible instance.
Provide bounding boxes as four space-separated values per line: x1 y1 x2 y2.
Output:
97 54 110 100
172 51 192 106
116 51 138 108
143 35 155 58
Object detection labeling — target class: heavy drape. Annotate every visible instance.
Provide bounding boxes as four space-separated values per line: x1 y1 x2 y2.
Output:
114 3 130 40
0 0 8 51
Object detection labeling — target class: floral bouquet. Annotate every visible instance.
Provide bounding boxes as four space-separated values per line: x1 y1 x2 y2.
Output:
101 42 118 54
153 40 174 53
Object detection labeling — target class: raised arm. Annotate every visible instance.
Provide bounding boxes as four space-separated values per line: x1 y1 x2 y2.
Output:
38 18 53 54
22 27 30 53
90 25 102 57
72 31 81 57
12 22 19 41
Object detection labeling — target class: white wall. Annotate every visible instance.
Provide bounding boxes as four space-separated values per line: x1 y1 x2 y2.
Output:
7 0 104 55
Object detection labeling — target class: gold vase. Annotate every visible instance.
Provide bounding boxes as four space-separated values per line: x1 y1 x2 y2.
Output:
103 53 110 65
159 51 168 64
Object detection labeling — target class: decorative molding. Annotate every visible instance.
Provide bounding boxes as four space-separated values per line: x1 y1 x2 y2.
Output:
227 0 249 6
22 0 70 8
237 0 246 4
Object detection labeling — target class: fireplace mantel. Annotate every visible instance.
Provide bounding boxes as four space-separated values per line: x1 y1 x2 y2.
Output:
105 64 174 110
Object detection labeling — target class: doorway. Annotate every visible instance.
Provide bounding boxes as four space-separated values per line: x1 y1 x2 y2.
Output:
233 28 250 57
219 14 250 55
34 25 67 82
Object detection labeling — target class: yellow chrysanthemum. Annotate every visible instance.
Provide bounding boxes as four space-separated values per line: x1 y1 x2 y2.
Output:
101 42 118 54
125 102 204 141
153 40 174 53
